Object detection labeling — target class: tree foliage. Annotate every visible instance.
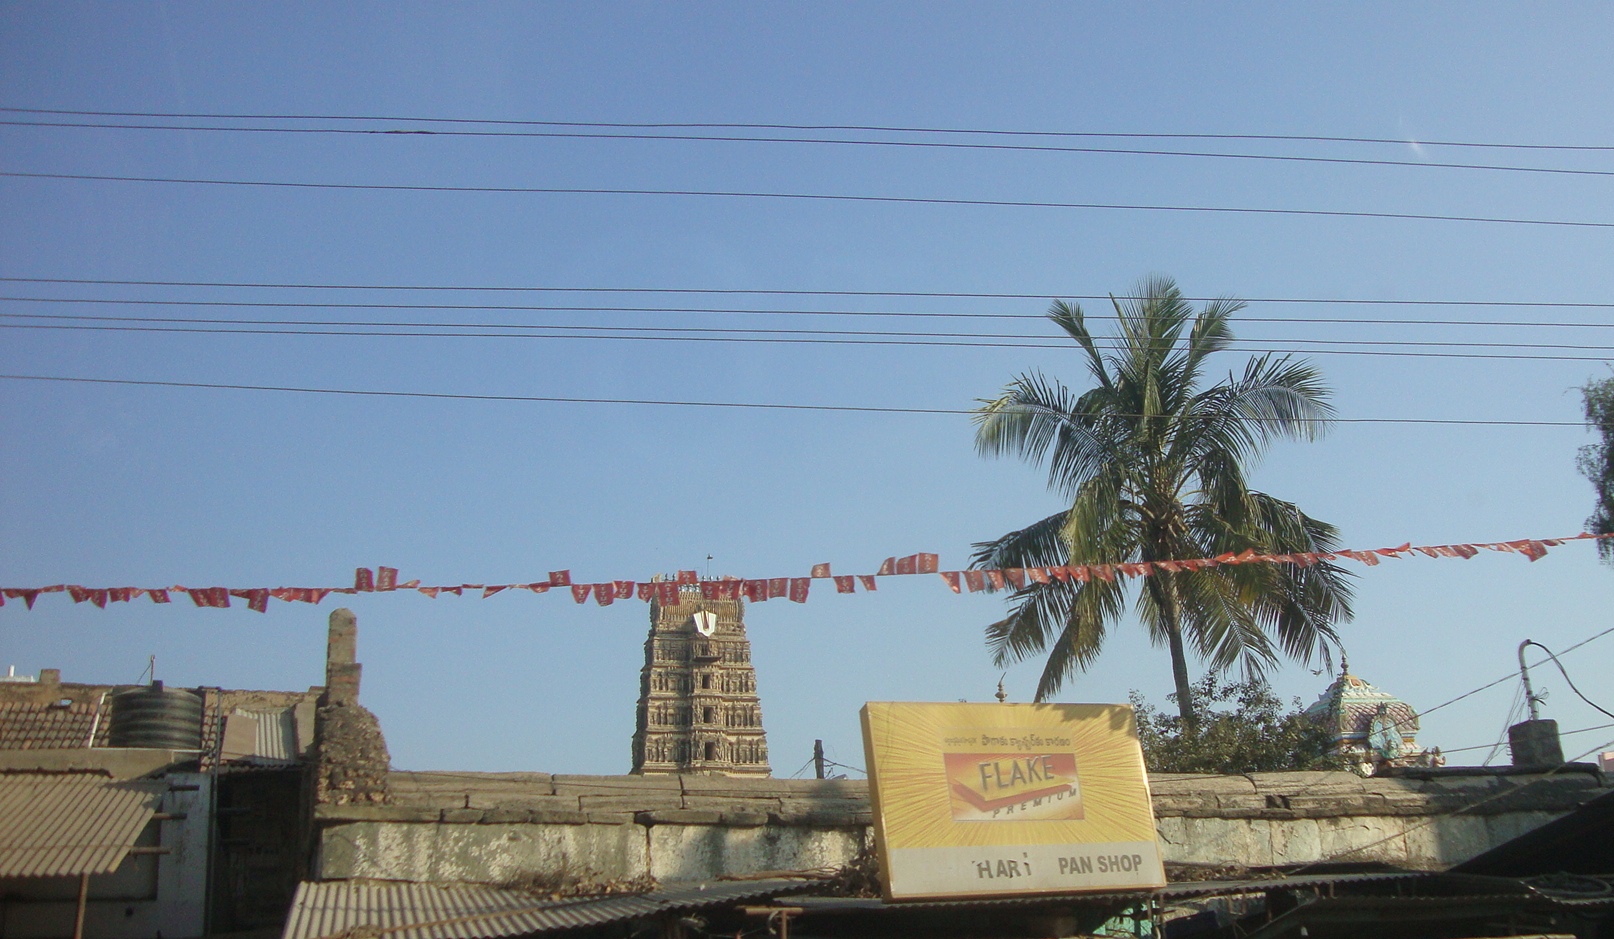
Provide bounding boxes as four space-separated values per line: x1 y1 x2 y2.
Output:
1130 675 1336 774
1581 373 1614 564
972 277 1353 728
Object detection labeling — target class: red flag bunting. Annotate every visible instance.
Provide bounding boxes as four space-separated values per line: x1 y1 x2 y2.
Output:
833 575 855 594
677 570 698 585
788 578 810 603
638 583 656 601
1005 569 1026 589
744 579 767 601
700 582 719 599
614 581 635 599
858 574 878 591
1028 567 1051 584
419 586 440 598
940 571 962 593
571 584 592 603
483 586 507 598
768 578 788 599
549 570 571 587
1049 566 1073 582
917 553 939 574
354 568 375 592
811 563 832 578
377 567 398 591
964 570 987 592
594 584 614 606
896 555 917 575
986 570 1006 590
230 588 269 613
877 557 896 576
657 581 679 605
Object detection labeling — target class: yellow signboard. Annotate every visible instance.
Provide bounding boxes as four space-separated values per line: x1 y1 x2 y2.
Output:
860 701 1164 901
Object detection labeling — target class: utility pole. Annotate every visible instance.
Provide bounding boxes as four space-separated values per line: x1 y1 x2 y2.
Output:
813 739 825 779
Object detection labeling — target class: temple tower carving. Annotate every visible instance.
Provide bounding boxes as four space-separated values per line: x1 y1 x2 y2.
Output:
631 581 770 775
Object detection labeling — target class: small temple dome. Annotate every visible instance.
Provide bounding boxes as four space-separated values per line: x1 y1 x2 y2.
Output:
1304 667 1431 771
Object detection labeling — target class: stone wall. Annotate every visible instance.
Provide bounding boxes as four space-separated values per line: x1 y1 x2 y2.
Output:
310 609 391 805
311 767 1608 885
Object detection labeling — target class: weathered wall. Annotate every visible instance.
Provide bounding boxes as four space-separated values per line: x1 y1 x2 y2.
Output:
311 768 1609 885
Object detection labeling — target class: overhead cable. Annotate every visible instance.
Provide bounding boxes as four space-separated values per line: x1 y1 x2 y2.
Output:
0 374 1588 424
5 117 1612 180
5 170 1611 230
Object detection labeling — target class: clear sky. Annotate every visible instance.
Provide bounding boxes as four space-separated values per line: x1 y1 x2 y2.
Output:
3 4 1612 776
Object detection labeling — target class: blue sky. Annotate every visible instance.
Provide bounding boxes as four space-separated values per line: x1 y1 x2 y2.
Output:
3 4 1613 775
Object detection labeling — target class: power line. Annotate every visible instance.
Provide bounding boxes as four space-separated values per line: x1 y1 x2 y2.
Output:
4 310 1613 358
6 320 1612 361
0 374 1589 424
8 276 1614 310
5 107 1610 153
3 294 1614 329
6 170 1613 230
6 118 1613 180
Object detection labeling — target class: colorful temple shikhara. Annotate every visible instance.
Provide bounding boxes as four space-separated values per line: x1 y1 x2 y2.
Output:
1304 664 1441 774
631 578 770 776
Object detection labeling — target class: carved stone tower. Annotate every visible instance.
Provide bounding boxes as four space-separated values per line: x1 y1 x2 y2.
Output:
631 582 770 775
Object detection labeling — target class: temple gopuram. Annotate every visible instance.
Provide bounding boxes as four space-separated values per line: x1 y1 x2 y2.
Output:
631 578 770 776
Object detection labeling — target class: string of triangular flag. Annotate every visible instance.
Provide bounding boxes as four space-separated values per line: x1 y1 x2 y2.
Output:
2 533 1609 614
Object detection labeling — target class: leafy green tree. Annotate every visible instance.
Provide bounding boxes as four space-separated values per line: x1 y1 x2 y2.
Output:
1130 675 1337 774
1580 373 1614 564
973 277 1353 729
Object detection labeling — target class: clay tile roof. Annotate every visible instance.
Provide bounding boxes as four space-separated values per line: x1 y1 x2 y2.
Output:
0 699 111 750
0 773 165 877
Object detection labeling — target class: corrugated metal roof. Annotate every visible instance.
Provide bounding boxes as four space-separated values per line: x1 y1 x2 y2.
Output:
0 773 164 877
281 879 821 939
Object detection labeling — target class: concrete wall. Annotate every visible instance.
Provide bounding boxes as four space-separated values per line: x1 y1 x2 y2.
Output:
310 768 1609 885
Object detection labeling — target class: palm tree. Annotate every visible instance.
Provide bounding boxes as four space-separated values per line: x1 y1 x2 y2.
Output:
973 277 1352 730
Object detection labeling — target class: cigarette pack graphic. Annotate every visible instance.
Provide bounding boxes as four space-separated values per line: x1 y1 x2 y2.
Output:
943 750 1084 822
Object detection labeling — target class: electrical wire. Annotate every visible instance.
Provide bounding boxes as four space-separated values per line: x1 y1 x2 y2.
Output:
7 117 1614 180
8 276 1614 311
0 373 1592 425
1481 683 1526 767
5 318 1612 362
6 298 1614 334
1520 641 1614 721
6 170 1613 230
1438 721 1614 756
5 107 1611 153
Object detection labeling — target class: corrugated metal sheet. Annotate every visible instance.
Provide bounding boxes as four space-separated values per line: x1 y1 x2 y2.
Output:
0 773 164 877
234 707 298 763
281 879 820 939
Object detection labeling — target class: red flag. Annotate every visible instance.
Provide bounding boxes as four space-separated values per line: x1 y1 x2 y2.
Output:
833 575 855 593
419 586 440 598
811 563 832 579
939 571 962 593
399 580 420 589
229 588 269 613
1070 566 1091 583
1519 540 1549 561
1005 569 1026 589
527 583 550 593
1049 566 1073 582
638 583 656 601
744 580 768 601
788 578 810 603
700 581 719 599
1091 565 1116 583
594 584 615 606
768 577 788 599
917 553 939 574
147 588 170 604
5 588 42 609
657 581 679 605
858 574 878 591
1117 563 1150 578
571 584 592 603
986 570 1006 590
614 581 635 599
188 587 230 608
483 585 507 598
896 555 917 575
354 568 375 592
1453 544 1478 558
88 589 108 609
440 586 462 596
549 570 572 587
377 567 399 591
1027 567 1051 584
677 570 699 585
877 557 896 576
1153 560 1181 573
108 587 134 603
964 570 987 592
718 580 742 600
68 586 92 604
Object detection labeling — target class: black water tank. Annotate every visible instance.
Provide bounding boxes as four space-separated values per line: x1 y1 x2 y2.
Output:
108 681 204 750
